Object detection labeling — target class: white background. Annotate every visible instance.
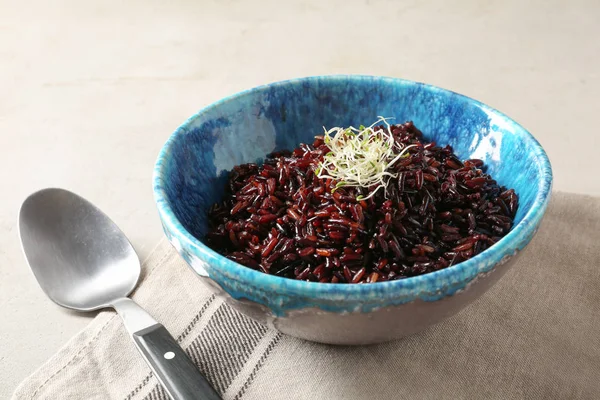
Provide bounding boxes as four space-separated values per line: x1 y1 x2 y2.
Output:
1 0 598 397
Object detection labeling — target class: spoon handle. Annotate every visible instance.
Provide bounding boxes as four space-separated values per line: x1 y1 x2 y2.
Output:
133 324 221 400
112 298 221 400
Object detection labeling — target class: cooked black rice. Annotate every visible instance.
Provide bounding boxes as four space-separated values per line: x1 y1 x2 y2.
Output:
206 122 518 283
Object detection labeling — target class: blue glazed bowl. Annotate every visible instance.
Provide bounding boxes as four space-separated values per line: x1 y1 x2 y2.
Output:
153 75 552 344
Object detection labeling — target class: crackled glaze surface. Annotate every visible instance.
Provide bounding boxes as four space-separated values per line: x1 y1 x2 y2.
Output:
153 75 552 342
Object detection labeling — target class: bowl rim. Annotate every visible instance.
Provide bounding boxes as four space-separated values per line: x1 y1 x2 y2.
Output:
152 74 553 302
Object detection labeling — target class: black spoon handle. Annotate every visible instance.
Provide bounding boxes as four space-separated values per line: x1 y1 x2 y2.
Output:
133 324 221 400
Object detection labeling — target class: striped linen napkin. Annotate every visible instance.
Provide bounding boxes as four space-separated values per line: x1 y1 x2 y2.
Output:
13 192 600 399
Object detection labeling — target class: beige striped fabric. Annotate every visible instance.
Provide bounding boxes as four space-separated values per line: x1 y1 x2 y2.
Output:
12 192 600 399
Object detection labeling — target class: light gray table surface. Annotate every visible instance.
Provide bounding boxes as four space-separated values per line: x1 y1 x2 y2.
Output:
1 0 598 397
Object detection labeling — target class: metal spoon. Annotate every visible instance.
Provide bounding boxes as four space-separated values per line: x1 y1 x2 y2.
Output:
18 188 221 400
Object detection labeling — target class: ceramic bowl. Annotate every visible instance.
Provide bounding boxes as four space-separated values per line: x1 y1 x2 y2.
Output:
153 75 552 345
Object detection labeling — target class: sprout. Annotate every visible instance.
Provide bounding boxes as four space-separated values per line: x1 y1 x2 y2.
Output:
316 117 415 200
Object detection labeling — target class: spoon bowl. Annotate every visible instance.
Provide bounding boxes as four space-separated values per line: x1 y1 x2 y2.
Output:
19 188 139 311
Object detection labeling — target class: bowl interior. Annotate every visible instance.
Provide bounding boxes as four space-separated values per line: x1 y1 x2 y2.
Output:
158 76 549 245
